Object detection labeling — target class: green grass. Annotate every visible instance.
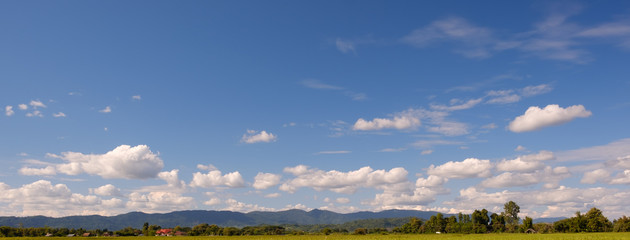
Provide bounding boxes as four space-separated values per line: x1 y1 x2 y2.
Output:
4 233 630 240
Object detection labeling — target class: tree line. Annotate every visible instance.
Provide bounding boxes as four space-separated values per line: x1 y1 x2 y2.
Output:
1 201 630 237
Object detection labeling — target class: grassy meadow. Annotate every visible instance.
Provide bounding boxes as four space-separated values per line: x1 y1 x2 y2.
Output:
4 233 630 240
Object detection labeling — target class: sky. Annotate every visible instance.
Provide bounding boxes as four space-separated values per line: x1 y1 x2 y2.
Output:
1 0 630 219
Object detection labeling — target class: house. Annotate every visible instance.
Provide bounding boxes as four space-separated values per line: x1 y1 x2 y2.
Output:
156 229 172 236
82 233 91 237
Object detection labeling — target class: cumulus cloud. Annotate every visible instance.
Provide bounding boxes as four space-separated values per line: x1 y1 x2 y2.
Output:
158 170 186 189
26 110 43 117
126 191 194 213
18 104 28 110
480 166 571 189
496 151 554 172
90 184 122 197
280 165 408 194
99 106 112 113
509 104 592 132
5 106 14 116
47 145 164 179
368 175 447 207
241 130 277 143
132 95 141 100
253 172 282 190
190 169 245 188
0 180 124 217
427 158 493 179
581 169 611 184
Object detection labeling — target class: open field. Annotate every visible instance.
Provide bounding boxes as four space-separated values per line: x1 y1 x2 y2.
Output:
4 233 630 240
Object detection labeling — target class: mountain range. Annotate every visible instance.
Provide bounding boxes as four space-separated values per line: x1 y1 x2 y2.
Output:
0 209 442 230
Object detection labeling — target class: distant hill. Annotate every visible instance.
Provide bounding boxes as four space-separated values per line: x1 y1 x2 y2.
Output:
0 209 443 230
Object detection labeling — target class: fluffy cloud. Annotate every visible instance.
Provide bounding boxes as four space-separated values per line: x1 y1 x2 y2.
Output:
158 170 186 189
223 198 275 212
0 180 124 217
90 184 122 197
427 158 493 179
132 95 141 100
126 191 194 213
280 165 408 194
496 151 554 172
509 104 592 132
241 130 277 143
480 166 571 189
581 169 611 184
48 145 164 179
353 116 420 131
190 169 245 188
5 106 14 116
253 172 282 190
18 104 28 110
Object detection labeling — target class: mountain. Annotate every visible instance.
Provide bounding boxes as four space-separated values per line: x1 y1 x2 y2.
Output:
0 209 442 230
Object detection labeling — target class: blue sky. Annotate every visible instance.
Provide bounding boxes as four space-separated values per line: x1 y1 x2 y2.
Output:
2 0 630 219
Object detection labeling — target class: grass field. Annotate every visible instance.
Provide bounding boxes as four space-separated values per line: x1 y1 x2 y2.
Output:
4 233 630 240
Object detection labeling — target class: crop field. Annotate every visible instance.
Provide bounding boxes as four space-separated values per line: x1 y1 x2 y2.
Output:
4 233 630 240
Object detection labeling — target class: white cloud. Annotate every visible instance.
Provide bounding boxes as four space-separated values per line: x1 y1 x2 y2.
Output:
253 172 282 190
48 145 164 179
158 169 186 189
427 158 493 179
18 104 28 110
480 166 571 189
508 104 592 132
280 165 408 194
223 198 275 212
126 191 194 213
18 166 57 176
610 170 630 184
197 164 218 171
90 184 122 197
486 90 521 104
241 130 277 143
412 139 462 148
515 145 527 151
204 197 222 206
52 112 66 118
496 151 554 173
336 38 356 54
426 121 469 136
29 100 47 108
353 114 420 131
0 180 124 217
336 197 351 204
5 106 14 116
132 95 141 100
190 169 245 188
581 169 611 184
99 106 112 113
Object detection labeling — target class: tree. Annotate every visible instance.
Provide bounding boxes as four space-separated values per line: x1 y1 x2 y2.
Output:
503 201 520 225
522 216 533 231
584 207 611 232
613 216 630 232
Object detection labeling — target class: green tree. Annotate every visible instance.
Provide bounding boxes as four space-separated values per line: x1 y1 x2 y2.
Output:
522 216 533 231
585 207 611 232
613 216 630 232
503 201 520 225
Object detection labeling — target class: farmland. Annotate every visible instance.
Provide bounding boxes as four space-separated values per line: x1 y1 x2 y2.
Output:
4 233 630 240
